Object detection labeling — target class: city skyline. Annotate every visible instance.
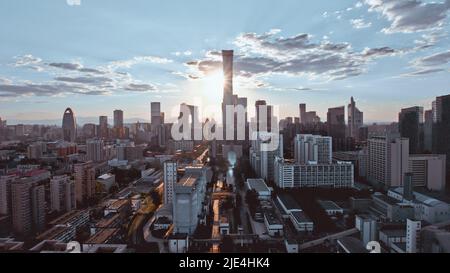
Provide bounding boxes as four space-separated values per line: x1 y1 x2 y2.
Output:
1 0 450 125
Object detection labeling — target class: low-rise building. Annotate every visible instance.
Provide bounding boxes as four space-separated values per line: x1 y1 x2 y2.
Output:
318 200 344 216
246 178 272 200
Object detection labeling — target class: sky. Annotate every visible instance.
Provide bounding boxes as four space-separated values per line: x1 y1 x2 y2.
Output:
0 0 450 125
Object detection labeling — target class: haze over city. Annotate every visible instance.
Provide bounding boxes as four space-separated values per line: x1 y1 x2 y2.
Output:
1 0 450 125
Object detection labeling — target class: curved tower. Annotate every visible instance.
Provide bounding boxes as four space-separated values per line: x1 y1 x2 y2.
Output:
62 107 76 142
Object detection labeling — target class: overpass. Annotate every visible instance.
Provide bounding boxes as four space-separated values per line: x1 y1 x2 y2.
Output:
299 228 359 251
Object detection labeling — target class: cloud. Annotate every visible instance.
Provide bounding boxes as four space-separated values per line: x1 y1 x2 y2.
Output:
350 18 372 29
412 49 450 67
66 0 81 6
124 83 158 92
106 56 173 70
55 76 113 85
364 0 450 33
403 49 450 76
0 82 109 97
13 55 44 71
185 30 398 82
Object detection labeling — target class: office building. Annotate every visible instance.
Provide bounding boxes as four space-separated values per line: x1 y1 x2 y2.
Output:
423 109 433 152
406 219 421 253
408 154 446 191
62 108 76 142
299 104 320 124
11 178 46 235
249 132 283 182
86 139 105 162
294 134 332 165
74 162 96 205
274 157 354 188
113 110 124 139
163 161 177 205
348 97 364 141
327 106 346 150
173 170 207 235
50 175 76 213
367 134 409 189
399 106 424 154
98 116 108 139
432 94 450 179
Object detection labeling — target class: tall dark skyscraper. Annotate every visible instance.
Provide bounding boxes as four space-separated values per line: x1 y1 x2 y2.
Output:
98 115 108 139
62 108 76 143
432 94 450 181
221 50 248 141
348 97 363 141
113 110 124 129
399 106 424 154
327 106 346 151
255 100 272 132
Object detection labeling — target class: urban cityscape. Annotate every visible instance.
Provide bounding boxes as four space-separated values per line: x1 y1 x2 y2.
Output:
1 0 450 256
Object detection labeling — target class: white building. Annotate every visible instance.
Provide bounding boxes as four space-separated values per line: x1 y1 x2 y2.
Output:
388 187 450 224
163 161 177 205
249 132 283 182
263 210 283 237
355 214 378 246
406 219 421 253
368 135 409 189
172 168 207 235
408 154 446 191
274 157 354 189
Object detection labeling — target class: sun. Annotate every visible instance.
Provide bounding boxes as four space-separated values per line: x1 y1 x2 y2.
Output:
201 70 224 103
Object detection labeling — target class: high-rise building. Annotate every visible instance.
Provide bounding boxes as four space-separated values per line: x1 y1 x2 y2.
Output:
151 102 164 136
255 100 272 132
368 134 409 189
294 134 332 165
74 162 96 205
406 219 421 253
98 116 108 139
86 139 105 162
408 154 446 191
163 161 177 205
113 110 124 129
173 168 207 235
423 110 433 152
11 178 46 235
348 97 364 141
62 108 76 142
0 175 15 216
432 94 450 180
221 50 248 141
113 110 124 138
249 132 283 182
50 175 76 213
399 106 424 154
299 104 320 124
327 106 346 151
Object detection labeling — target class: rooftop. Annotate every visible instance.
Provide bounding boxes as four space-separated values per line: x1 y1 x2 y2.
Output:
277 193 301 212
178 173 199 187
290 210 313 223
96 213 121 228
36 225 71 241
338 237 368 253
318 200 343 211
49 210 88 226
106 199 130 211
246 178 270 193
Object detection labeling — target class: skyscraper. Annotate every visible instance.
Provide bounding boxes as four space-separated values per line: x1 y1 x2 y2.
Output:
62 108 76 142
368 134 409 189
221 50 248 141
151 102 163 133
50 175 76 213
294 134 332 165
98 116 108 139
327 106 346 150
11 178 46 235
113 110 124 129
255 100 273 132
86 139 105 162
74 161 96 206
432 94 450 180
348 97 364 141
399 106 424 154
